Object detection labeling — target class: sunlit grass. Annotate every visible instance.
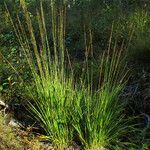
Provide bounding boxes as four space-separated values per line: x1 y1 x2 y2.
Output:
6 0 74 148
71 38 131 149
4 0 135 149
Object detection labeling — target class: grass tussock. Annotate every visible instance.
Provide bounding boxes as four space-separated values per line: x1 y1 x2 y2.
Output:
3 0 140 149
71 42 131 149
